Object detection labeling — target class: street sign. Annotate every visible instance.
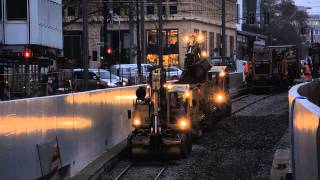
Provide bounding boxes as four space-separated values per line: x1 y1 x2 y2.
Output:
96 42 105 46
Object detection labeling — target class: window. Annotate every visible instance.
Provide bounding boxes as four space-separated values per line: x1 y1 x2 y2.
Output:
146 5 154 15
236 4 240 24
67 6 76 16
201 31 207 50
169 5 177 14
7 0 27 20
78 6 82 18
168 29 178 47
74 72 84 79
162 5 166 15
216 33 221 56
147 30 157 47
209 32 215 57
89 72 97 80
230 36 234 57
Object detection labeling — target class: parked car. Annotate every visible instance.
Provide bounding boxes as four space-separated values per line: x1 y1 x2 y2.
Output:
209 57 223 66
72 69 126 91
165 66 183 80
93 69 129 86
110 64 153 84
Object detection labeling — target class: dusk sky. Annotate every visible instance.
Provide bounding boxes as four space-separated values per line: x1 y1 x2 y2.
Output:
294 0 320 15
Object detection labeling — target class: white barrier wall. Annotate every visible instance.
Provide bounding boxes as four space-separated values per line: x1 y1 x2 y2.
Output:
229 72 244 90
289 81 320 180
0 86 139 179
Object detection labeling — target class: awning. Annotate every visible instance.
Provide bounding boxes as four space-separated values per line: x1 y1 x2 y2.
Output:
237 31 267 39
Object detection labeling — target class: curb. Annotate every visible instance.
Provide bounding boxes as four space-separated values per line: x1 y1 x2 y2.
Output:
72 140 127 180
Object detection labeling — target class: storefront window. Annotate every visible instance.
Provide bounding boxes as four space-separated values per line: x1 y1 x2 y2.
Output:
147 54 179 66
168 30 178 48
147 30 157 47
147 29 178 48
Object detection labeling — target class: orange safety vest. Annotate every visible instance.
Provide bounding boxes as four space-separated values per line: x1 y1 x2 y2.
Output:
304 65 312 81
244 63 249 75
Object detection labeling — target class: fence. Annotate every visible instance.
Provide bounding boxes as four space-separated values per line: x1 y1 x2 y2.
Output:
0 71 72 100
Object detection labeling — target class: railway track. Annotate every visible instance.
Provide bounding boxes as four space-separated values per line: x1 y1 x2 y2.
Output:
232 93 275 115
107 91 277 180
114 162 169 180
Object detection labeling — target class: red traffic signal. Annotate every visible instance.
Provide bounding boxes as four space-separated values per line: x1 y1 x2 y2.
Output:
106 48 112 55
23 48 32 58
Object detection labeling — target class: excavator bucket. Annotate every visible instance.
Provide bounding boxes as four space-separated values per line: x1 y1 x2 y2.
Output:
178 60 212 84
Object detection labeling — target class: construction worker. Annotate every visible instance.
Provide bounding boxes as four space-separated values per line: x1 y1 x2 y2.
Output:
244 62 249 76
303 63 312 81
243 62 249 83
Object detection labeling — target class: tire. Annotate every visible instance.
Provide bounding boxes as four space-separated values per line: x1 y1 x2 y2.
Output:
225 102 232 117
127 136 133 158
180 133 192 158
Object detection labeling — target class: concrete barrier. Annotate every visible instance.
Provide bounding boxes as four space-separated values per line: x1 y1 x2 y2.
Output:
0 86 140 180
229 72 244 96
289 80 320 180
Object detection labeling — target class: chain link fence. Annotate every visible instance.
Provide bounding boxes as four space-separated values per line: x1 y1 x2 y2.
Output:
0 67 183 101
0 71 72 101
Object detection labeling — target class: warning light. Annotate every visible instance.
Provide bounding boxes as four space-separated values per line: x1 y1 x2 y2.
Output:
23 48 32 58
106 48 112 55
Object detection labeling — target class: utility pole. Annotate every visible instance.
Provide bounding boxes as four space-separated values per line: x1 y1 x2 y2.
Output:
136 1 141 77
103 0 109 67
221 0 226 64
158 0 163 68
311 28 314 45
129 2 135 64
140 0 146 65
82 0 89 90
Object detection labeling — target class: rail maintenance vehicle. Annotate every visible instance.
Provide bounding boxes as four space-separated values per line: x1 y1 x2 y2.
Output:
127 33 231 158
247 45 299 90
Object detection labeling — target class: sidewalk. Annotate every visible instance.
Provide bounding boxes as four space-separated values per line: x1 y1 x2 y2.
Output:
270 128 291 180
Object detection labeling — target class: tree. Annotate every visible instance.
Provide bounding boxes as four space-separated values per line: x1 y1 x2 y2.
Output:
62 0 104 29
261 0 308 46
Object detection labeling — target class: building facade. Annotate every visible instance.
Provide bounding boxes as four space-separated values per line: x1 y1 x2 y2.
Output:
236 0 266 60
0 0 63 98
138 0 237 67
306 15 320 44
63 0 237 68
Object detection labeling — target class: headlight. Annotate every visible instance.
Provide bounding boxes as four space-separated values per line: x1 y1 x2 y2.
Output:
133 118 141 127
214 93 226 104
184 91 190 98
164 83 172 90
107 82 112 86
219 71 226 77
177 118 190 130
122 82 127 86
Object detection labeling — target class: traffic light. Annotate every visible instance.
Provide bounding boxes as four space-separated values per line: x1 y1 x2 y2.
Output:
106 48 112 55
23 48 32 58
